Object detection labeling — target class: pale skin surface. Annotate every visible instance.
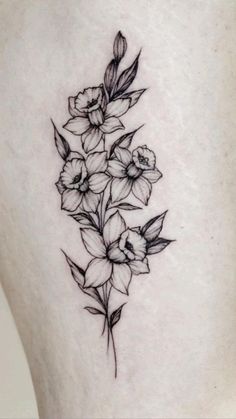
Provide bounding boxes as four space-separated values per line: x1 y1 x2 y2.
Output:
0 1 236 418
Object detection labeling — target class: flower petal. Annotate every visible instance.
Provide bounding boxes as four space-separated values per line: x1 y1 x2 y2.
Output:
101 117 124 134
89 173 110 193
76 87 103 113
129 258 150 275
68 97 84 117
82 190 100 212
81 228 106 258
86 151 107 174
114 147 132 166
82 127 103 153
110 263 132 295
63 117 90 135
61 159 87 189
106 98 130 117
108 160 126 178
56 178 66 194
142 168 162 184
61 189 82 211
66 151 84 161
103 211 126 246
85 258 112 287
132 176 152 205
111 177 132 202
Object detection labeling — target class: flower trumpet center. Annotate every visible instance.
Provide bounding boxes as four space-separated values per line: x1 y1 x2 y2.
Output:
71 174 82 184
87 98 98 109
132 146 156 170
119 229 146 261
126 162 142 179
88 108 105 127
79 178 89 192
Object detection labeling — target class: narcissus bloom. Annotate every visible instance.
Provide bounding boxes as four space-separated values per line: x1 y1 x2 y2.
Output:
64 85 131 152
81 211 149 294
56 152 110 212
108 145 162 204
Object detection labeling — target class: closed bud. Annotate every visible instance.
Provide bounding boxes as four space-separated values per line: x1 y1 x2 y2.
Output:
113 31 127 62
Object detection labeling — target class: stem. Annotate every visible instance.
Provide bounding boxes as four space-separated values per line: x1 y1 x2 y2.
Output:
110 326 118 378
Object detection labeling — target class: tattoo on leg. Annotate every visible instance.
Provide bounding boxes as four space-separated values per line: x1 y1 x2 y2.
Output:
52 31 173 378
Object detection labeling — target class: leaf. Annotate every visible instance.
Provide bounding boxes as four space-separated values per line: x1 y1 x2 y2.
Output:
116 89 146 107
51 119 70 160
104 59 118 97
84 306 105 315
141 211 168 242
109 126 143 158
113 31 127 62
62 251 102 303
112 203 141 211
146 238 173 255
112 51 141 98
70 212 98 229
110 303 126 328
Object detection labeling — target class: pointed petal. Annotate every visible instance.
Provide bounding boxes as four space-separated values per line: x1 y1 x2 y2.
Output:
82 190 100 212
114 147 132 166
61 189 82 211
132 176 152 205
108 159 126 178
63 117 90 135
103 211 126 246
89 173 110 193
81 228 106 258
82 127 103 153
68 96 84 117
56 178 66 194
86 151 107 174
111 177 132 202
142 168 162 184
129 258 150 275
101 117 124 134
111 263 132 295
85 258 112 287
106 98 130 117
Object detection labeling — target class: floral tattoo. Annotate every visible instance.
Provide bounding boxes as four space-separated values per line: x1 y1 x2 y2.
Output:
52 32 173 378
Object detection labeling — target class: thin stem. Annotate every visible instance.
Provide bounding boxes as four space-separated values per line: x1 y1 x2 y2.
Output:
110 326 118 378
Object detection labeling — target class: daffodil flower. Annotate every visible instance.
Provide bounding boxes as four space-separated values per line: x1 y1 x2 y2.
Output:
64 85 131 153
56 151 110 212
81 211 149 294
108 145 162 204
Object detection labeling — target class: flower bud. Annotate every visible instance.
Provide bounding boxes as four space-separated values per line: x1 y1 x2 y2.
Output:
113 31 127 62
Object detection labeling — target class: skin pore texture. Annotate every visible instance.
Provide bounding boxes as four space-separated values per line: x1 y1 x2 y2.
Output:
0 1 236 418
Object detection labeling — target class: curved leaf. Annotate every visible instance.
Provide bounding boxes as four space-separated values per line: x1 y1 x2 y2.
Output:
70 212 98 229
116 89 146 107
112 203 141 211
141 211 168 242
109 125 144 158
110 303 126 328
62 251 102 303
84 306 105 315
112 51 141 98
146 238 172 255
51 119 70 160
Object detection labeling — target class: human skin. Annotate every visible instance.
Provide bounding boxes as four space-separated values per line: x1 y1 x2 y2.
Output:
0 1 236 418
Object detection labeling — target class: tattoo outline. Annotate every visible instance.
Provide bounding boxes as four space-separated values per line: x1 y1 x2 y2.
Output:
52 31 173 378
